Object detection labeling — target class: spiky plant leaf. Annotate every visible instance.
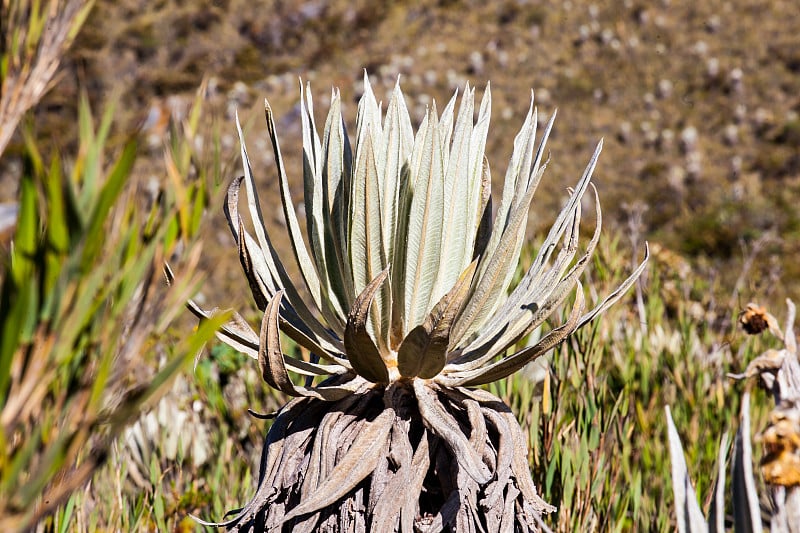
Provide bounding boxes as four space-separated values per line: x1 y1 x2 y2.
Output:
708 432 729 533
732 393 764 532
404 103 445 329
260 291 357 400
666 406 709 533
191 74 647 531
382 81 414 263
397 261 476 379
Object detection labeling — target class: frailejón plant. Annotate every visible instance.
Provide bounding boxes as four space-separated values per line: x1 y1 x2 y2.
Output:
667 299 800 533
190 73 648 531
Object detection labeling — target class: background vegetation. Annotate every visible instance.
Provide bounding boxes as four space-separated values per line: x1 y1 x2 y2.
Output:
1 0 796 531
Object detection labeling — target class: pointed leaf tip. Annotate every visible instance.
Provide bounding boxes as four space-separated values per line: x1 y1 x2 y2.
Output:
398 261 477 378
344 269 391 383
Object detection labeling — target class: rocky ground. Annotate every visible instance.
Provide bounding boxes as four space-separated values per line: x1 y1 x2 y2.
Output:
5 0 800 306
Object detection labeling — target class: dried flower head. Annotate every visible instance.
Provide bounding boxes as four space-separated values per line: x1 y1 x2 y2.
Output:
740 303 779 336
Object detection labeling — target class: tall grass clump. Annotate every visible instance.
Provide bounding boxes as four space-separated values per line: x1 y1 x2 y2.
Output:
0 3 229 527
0 93 227 530
0 0 93 155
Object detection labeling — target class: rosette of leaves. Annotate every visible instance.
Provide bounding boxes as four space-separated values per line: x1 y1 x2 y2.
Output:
190 74 648 532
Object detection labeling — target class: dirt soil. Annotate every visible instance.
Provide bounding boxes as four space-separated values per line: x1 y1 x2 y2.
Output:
9 0 800 306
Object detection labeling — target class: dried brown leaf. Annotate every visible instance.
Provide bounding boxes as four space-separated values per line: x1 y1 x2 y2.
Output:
398 261 477 378
414 380 491 484
281 406 394 523
344 268 391 383
260 291 360 401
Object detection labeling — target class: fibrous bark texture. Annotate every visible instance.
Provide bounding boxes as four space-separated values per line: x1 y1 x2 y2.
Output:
198 382 553 532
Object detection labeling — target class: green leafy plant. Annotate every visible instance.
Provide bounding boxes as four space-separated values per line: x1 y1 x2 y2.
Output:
190 73 647 531
0 87 227 530
0 0 94 155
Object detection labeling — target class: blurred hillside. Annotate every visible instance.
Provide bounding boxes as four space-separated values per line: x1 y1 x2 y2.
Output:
4 0 799 305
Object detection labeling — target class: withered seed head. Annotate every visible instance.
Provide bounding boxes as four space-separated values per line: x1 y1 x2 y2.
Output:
740 303 773 335
759 401 800 487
